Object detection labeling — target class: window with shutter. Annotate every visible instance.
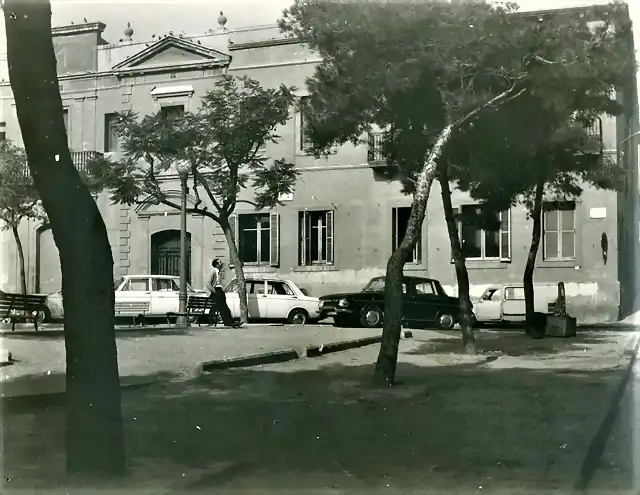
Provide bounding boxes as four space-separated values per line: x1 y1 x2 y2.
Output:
457 205 511 261
298 209 335 266
392 207 422 264
235 213 272 266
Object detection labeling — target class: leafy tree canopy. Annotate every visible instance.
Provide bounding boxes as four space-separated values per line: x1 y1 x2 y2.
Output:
280 0 633 192
87 75 299 220
0 140 46 229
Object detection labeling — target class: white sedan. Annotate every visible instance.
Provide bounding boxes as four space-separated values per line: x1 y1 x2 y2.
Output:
41 274 206 322
224 277 323 324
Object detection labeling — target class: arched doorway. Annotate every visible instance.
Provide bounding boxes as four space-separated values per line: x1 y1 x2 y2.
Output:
36 225 61 294
150 230 191 284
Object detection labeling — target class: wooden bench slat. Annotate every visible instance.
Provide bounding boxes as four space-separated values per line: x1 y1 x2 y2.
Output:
0 292 47 332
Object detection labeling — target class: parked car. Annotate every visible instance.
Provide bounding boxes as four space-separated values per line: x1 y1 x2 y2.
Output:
473 283 558 325
224 277 322 324
41 274 207 322
319 275 460 329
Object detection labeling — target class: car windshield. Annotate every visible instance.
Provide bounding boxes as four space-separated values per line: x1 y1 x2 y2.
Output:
300 288 311 296
362 278 386 292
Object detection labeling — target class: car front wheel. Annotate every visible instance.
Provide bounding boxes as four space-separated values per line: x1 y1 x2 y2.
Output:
436 312 455 330
360 305 383 328
34 306 51 324
287 308 308 325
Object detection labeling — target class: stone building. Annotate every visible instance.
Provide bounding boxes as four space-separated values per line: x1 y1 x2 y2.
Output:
0 7 637 323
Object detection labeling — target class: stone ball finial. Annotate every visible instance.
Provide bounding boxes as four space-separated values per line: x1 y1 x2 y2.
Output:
124 22 134 40
218 11 227 28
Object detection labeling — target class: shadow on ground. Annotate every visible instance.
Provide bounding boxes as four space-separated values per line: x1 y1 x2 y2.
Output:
2 342 632 494
408 329 615 357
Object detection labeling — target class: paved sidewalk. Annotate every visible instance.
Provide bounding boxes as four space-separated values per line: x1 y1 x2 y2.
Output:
0 325 381 398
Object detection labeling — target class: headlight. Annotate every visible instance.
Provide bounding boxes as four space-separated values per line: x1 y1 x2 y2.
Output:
338 298 349 308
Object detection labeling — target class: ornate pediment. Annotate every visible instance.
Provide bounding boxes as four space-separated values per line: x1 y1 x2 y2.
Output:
112 35 231 76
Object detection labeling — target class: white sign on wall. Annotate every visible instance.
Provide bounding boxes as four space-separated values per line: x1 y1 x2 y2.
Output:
278 192 294 202
589 207 607 219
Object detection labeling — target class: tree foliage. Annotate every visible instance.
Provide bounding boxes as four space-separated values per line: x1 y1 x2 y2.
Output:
0 140 46 228
87 74 299 322
280 0 634 380
90 75 298 215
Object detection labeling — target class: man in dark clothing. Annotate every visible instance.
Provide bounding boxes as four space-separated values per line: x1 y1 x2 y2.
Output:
206 259 241 328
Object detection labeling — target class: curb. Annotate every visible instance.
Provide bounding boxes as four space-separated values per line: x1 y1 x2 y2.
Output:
573 334 640 492
0 324 200 337
200 333 405 372
578 323 639 331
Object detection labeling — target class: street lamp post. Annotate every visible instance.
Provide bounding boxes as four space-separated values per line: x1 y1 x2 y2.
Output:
175 161 191 327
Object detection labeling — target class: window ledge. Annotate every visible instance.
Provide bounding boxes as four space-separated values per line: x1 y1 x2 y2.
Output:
404 264 425 272
536 259 577 269
243 265 278 273
456 260 510 270
294 265 339 272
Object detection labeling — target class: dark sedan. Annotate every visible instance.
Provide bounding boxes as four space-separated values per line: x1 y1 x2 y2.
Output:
319 275 460 329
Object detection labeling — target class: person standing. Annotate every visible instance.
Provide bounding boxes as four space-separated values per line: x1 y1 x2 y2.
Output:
206 259 241 328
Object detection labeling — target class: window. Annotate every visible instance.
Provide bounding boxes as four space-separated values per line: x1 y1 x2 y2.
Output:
505 287 525 300
415 281 436 295
481 288 500 301
299 96 310 151
267 281 295 296
392 207 422 264
362 277 407 294
543 202 576 261
252 281 267 294
152 278 179 292
298 210 334 266
104 113 120 152
229 212 280 267
160 105 184 120
122 279 149 291
0 122 5 142
62 109 69 144
459 205 510 260
238 214 271 264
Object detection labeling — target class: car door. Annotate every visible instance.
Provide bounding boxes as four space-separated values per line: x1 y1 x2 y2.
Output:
474 288 503 322
116 277 151 309
251 280 268 319
502 286 526 321
405 281 439 323
149 277 180 316
264 280 296 320
225 280 240 319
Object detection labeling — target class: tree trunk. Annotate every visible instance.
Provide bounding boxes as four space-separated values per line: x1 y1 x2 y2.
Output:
373 123 454 387
524 179 545 336
5 0 126 477
438 164 475 354
10 224 27 295
219 216 248 323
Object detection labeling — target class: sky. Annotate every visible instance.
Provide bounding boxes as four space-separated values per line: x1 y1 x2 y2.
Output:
0 0 620 55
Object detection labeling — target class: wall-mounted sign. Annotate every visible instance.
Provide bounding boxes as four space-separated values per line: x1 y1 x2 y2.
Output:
589 207 607 219
278 192 293 201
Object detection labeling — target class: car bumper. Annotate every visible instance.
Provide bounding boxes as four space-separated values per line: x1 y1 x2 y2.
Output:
319 308 354 319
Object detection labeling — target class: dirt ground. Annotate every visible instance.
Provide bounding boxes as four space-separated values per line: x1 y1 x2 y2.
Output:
1 329 637 495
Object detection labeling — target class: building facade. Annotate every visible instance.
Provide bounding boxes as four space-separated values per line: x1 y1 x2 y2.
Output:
0 10 636 323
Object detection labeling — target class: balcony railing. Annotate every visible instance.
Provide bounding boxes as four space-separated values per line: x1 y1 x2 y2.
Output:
72 150 103 174
19 150 103 176
367 131 386 163
585 117 603 152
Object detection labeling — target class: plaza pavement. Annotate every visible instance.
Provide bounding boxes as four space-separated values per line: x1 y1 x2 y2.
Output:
1 328 638 494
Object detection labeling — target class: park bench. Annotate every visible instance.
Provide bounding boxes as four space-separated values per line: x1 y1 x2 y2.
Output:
166 296 219 327
114 301 150 327
0 291 48 332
